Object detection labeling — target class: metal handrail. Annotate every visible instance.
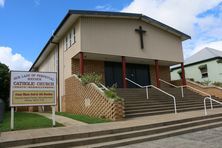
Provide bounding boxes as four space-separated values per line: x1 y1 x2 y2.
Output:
125 78 144 88
186 85 213 109
204 97 222 115
159 79 213 109
99 83 109 91
125 78 177 114
159 79 184 98
185 85 211 97
159 79 180 88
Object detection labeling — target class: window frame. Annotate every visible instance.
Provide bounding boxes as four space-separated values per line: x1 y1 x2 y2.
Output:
64 26 76 51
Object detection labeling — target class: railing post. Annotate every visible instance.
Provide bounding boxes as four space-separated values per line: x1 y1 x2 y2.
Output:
204 98 207 115
146 86 149 99
210 97 213 109
181 86 184 98
173 97 177 114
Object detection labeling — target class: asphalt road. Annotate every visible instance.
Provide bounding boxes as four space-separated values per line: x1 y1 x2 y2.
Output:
119 127 222 148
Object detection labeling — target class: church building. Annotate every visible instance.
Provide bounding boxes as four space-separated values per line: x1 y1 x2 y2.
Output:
30 10 190 119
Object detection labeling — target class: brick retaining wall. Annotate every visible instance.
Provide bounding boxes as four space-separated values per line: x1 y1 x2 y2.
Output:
187 80 222 100
62 75 124 121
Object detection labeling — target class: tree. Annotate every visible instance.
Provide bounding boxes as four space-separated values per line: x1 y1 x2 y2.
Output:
0 62 10 110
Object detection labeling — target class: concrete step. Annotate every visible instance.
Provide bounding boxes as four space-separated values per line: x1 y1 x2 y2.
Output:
90 120 222 148
125 104 221 114
125 106 222 118
124 99 215 105
118 91 196 96
124 99 205 105
125 102 218 111
10 114 222 148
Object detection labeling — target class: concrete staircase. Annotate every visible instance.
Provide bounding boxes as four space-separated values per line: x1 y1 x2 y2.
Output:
2 110 222 148
117 87 221 118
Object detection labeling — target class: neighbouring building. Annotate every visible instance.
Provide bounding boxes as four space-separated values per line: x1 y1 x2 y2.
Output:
30 10 190 119
171 47 222 83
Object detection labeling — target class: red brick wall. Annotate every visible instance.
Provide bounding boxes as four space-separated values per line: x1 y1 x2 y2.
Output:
63 75 124 120
150 65 171 86
72 59 105 82
187 81 222 100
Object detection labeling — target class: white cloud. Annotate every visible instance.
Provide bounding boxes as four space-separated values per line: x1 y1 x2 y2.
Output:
122 0 222 35
0 0 5 7
95 4 116 11
0 46 33 71
191 40 222 55
122 0 222 59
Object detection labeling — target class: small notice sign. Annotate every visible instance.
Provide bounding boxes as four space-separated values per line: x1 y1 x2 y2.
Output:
10 71 57 107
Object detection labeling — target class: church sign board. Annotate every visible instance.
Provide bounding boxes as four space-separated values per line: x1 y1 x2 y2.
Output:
10 71 56 107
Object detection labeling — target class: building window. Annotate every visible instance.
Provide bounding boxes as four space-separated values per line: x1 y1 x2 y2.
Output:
69 32 72 47
64 26 76 51
71 27 76 45
217 59 222 63
198 64 208 78
65 36 68 50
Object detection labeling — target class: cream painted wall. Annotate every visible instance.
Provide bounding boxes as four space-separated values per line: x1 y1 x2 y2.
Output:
81 17 184 63
58 19 81 100
62 19 81 79
38 49 56 72
171 60 222 83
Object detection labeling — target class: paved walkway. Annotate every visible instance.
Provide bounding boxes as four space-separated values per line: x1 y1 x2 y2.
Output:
120 127 222 148
1 108 222 145
34 112 87 127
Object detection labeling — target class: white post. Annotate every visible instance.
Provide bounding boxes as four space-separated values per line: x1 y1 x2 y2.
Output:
181 86 184 98
173 97 177 114
204 99 207 115
10 107 14 130
52 106 56 127
210 98 213 110
146 86 149 99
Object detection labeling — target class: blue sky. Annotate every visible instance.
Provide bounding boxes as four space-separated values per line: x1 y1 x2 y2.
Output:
0 0 222 70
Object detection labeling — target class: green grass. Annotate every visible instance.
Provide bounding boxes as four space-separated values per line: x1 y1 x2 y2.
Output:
56 112 111 124
0 112 63 132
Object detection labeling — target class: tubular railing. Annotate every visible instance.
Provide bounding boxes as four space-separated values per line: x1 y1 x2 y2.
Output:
204 97 222 115
159 79 184 98
99 83 109 91
185 85 213 109
125 78 177 114
159 79 213 110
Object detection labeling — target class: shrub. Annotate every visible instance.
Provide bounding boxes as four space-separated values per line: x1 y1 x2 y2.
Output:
104 84 122 102
212 82 222 87
188 78 194 82
80 73 102 86
202 80 211 86
0 62 10 111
